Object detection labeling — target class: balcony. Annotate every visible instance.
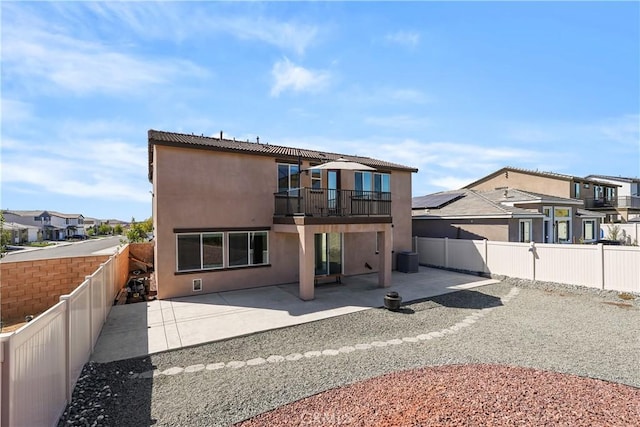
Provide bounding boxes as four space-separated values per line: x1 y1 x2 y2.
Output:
584 198 614 209
274 188 391 217
585 196 640 209
617 196 640 209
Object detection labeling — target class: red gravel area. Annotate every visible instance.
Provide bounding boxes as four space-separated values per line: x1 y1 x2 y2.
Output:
236 364 640 426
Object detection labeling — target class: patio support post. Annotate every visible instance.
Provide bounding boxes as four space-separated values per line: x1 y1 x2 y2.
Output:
297 225 315 300
377 224 392 288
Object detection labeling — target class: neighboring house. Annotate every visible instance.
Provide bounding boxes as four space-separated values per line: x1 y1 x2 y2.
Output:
464 167 622 223
412 188 604 244
2 210 85 240
585 175 640 222
148 129 418 300
2 222 41 244
35 211 85 240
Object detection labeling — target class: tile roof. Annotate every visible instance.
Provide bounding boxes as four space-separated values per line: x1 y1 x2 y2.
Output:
481 188 583 205
412 187 593 219
148 129 418 181
2 210 83 219
412 189 543 219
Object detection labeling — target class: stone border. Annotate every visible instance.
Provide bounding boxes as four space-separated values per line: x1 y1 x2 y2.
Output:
130 287 520 379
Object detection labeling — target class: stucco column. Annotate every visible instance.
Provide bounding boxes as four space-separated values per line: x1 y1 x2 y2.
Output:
298 225 315 300
377 225 392 288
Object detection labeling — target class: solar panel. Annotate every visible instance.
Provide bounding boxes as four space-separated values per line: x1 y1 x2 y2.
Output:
412 192 464 209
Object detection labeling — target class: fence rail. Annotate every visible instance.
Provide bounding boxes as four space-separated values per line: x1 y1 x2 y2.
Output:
415 237 639 293
1 245 129 427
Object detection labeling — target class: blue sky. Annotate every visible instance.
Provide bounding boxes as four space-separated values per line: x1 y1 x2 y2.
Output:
2 1 639 221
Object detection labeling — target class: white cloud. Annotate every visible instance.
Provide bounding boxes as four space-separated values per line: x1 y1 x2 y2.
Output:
507 114 640 147
2 9 208 96
1 99 33 123
1 135 150 203
83 2 319 55
270 58 330 96
384 31 420 48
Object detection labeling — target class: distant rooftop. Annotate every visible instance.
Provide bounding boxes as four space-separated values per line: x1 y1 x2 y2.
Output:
464 166 622 188
585 175 640 184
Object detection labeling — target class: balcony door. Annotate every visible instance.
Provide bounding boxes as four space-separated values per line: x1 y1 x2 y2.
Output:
314 233 342 276
327 170 340 213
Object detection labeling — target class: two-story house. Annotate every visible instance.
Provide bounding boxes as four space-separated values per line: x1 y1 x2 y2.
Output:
585 175 640 222
2 210 85 240
463 167 613 243
35 211 85 240
148 130 418 300
412 188 604 244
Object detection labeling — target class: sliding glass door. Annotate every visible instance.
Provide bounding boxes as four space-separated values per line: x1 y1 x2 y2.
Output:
314 233 342 276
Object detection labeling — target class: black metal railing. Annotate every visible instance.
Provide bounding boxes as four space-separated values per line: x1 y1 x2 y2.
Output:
274 188 391 217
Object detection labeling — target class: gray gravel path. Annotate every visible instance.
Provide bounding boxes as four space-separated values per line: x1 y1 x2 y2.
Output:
58 279 640 427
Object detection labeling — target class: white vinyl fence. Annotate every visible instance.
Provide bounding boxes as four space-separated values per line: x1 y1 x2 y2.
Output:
600 223 639 245
416 237 639 293
0 245 127 427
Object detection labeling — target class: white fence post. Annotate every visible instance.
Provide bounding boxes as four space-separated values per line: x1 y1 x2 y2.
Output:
59 295 72 403
597 243 605 290
530 242 536 281
483 239 488 274
444 237 449 268
0 334 7 427
86 275 94 349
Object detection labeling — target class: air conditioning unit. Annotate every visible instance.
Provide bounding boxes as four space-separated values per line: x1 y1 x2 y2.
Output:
584 183 590 188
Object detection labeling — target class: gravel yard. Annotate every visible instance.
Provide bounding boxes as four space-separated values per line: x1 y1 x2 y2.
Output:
58 279 640 427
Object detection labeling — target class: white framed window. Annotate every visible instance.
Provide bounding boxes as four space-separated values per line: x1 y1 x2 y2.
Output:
278 163 299 196
583 220 596 242
519 220 532 243
554 207 572 243
176 232 224 272
228 231 269 267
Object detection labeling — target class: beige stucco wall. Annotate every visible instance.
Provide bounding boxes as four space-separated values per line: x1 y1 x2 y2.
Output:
413 217 548 243
469 171 571 198
413 218 510 241
153 144 414 299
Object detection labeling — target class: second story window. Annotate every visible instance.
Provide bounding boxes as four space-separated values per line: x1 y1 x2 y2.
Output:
374 173 390 196
355 171 372 196
606 187 615 201
311 169 322 189
573 182 581 198
278 163 299 196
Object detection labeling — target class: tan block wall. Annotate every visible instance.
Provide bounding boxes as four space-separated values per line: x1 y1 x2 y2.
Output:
116 245 130 293
1 255 109 322
129 242 154 266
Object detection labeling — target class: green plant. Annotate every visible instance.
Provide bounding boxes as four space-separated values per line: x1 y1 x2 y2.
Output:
126 218 148 243
114 224 124 235
606 224 621 241
97 223 113 235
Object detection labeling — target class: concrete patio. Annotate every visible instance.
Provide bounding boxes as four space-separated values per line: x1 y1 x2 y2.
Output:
91 266 498 362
